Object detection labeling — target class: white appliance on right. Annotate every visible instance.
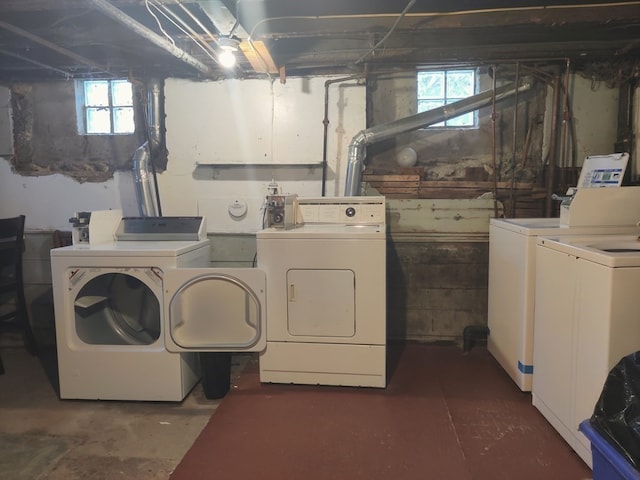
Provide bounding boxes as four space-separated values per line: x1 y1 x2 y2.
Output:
532 234 640 467
487 153 640 391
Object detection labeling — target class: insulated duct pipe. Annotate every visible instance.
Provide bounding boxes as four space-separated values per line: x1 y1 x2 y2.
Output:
87 0 210 75
132 142 159 217
146 78 164 156
133 78 164 217
344 78 533 196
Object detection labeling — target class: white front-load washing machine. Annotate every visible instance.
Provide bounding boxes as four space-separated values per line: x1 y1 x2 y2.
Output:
257 196 387 388
532 233 640 467
51 216 267 401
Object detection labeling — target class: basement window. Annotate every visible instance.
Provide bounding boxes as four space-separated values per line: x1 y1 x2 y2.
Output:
417 69 477 128
76 79 135 135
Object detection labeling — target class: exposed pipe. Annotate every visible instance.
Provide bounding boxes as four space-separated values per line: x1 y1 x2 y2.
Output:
133 143 159 217
491 66 500 218
545 76 561 217
146 78 164 156
133 78 164 217
146 78 164 215
508 62 520 217
87 0 211 75
344 78 533 196
322 74 366 196
559 58 571 191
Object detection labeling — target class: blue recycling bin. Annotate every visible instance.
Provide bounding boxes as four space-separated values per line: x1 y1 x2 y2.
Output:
579 420 640 480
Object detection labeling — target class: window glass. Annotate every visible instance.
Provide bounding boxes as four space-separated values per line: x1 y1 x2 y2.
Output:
418 72 444 99
86 108 111 134
113 107 135 134
78 79 134 135
84 81 109 107
417 69 477 127
111 80 133 106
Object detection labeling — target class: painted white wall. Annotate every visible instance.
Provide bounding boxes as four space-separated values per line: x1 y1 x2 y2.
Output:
160 76 365 232
0 77 366 232
571 74 619 162
542 74 620 175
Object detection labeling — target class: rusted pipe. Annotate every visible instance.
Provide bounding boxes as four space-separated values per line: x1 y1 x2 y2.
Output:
491 66 500 219
545 76 561 217
508 62 520 217
559 58 571 190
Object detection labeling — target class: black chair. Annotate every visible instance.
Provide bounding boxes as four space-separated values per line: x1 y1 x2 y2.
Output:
0 215 37 374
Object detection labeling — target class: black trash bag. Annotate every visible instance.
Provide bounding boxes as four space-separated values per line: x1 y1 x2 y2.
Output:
590 351 640 469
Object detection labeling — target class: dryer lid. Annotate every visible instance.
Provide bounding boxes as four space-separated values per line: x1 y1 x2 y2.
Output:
163 268 267 353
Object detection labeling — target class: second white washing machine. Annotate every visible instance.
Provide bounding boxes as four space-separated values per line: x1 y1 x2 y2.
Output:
488 184 640 391
533 233 640 467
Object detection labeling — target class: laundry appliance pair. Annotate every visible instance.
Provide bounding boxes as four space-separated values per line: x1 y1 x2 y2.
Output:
52 197 387 401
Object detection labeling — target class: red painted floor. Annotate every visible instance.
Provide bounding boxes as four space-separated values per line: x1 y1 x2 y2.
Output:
171 343 592 480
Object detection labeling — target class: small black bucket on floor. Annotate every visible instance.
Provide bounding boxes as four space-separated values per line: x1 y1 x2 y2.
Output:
463 325 489 352
200 352 232 399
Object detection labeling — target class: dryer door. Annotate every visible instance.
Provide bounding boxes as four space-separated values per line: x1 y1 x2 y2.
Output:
163 268 266 352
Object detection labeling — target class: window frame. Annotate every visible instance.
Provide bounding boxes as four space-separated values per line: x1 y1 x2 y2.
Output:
75 79 135 135
417 68 478 129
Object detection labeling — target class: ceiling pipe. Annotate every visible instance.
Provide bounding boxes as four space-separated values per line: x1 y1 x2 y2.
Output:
87 0 210 75
0 19 113 76
344 78 533 196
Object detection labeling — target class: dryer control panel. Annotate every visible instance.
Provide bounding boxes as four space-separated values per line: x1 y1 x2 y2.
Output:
296 196 385 225
115 216 207 241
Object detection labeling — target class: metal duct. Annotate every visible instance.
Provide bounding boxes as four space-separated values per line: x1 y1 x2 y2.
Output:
132 142 159 217
344 79 533 196
146 78 164 156
133 78 164 217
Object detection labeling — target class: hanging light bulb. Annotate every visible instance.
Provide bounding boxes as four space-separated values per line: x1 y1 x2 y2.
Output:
218 37 239 69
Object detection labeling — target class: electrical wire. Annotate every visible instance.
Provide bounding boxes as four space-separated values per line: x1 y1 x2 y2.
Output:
354 0 416 65
147 0 220 65
145 0 175 46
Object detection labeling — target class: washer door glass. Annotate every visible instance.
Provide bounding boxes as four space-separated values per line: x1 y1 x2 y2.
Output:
74 272 160 345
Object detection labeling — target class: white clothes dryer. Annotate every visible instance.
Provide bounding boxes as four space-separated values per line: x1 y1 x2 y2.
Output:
51 216 266 401
257 197 387 388
532 233 640 467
